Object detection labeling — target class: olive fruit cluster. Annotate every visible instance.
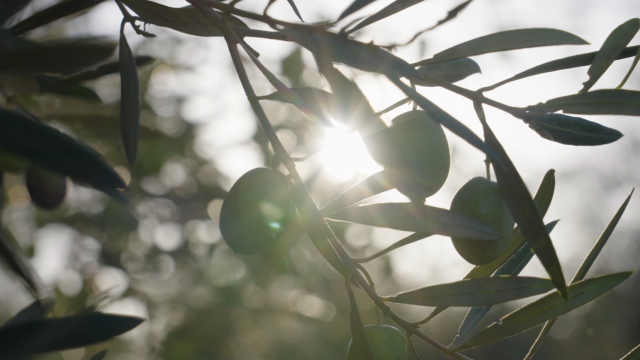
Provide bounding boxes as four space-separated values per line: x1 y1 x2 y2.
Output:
0 149 67 210
220 168 294 255
450 177 514 265
347 325 409 360
363 110 450 201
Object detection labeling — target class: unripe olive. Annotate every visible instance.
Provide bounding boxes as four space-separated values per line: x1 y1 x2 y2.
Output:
220 168 293 255
364 110 450 201
450 177 514 265
347 325 408 360
26 165 67 210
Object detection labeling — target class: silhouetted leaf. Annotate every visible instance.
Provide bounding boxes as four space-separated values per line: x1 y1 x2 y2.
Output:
322 171 395 214
618 46 640 89
257 88 335 127
475 102 567 297
481 45 640 92
33 75 101 101
530 114 623 146
348 0 424 34
412 57 480 87
346 282 376 360
0 0 30 25
122 0 247 37
457 272 633 350
621 343 640 360
339 0 378 20
327 202 502 240
63 56 155 83
0 37 116 75
0 109 126 191
89 350 108 360
4 299 55 327
119 29 140 167
0 233 39 297
286 0 303 21
529 89 640 116
581 19 640 93
414 28 588 66
355 232 431 263
384 276 554 307
10 0 105 36
285 28 420 78
0 312 144 358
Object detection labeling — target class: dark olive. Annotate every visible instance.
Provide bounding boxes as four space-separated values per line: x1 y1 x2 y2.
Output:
220 168 293 255
26 165 67 210
450 177 515 265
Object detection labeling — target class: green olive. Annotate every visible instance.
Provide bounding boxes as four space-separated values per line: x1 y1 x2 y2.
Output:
219 168 293 255
364 110 450 201
347 325 408 360
450 177 515 265
26 165 67 210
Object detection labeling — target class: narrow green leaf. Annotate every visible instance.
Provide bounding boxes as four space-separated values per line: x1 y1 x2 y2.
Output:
412 57 481 87
481 45 640 92
475 102 567 297
529 89 640 116
530 113 623 146
414 28 588 66
0 37 116 75
0 0 31 25
0 233 39 297
618 46 640 89
621 344 640 360
258 87 336 127
4 299 54 327
285 27 420 79
581 19 640 93
355 232 431 263
89 350 108 360
0 109 126 191
122 0 248 37
33 75 101 101
327 202 503 240
119 29 140 167
63 56 155 83
10 0 105 36
384 276 554 307
347 0 424 34
457 272 633 350
346 282 377 360
321 171 395 214
0 312 144 358
339 0 378 20
286 0 303 22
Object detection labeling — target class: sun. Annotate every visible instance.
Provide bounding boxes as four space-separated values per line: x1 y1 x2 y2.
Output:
320 124 382 182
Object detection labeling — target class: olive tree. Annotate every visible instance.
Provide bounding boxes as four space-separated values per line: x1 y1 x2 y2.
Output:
0 0 639 359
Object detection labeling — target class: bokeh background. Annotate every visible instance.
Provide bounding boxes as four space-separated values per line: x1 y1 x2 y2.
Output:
2 0 640 359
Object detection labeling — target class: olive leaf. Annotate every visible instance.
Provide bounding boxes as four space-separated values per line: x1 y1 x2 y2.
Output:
481 45 640 92
456 272 633 350
383 276 554 307
10 0 105 36
0 233 39 298
0 37 116 75
475 102 567 297
4 299 55 327
581 18 640 93
339 0 378 20
412 58 481 87
523 189 634 360
0 109 126 192
119 28 141 167
347 0 425 34
32 75 101 101
89 350 108 360
327 202 503 241
346 282 377 360
122 0 248 37
0 312 144 358
414 28 588 66
355 232 431 263
0 0 31 25
621 344 640 360
284 27 420 79
530 113 623 146
321 171 395 214
257 87 336 127
528 89 640 116
286 0 303 21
